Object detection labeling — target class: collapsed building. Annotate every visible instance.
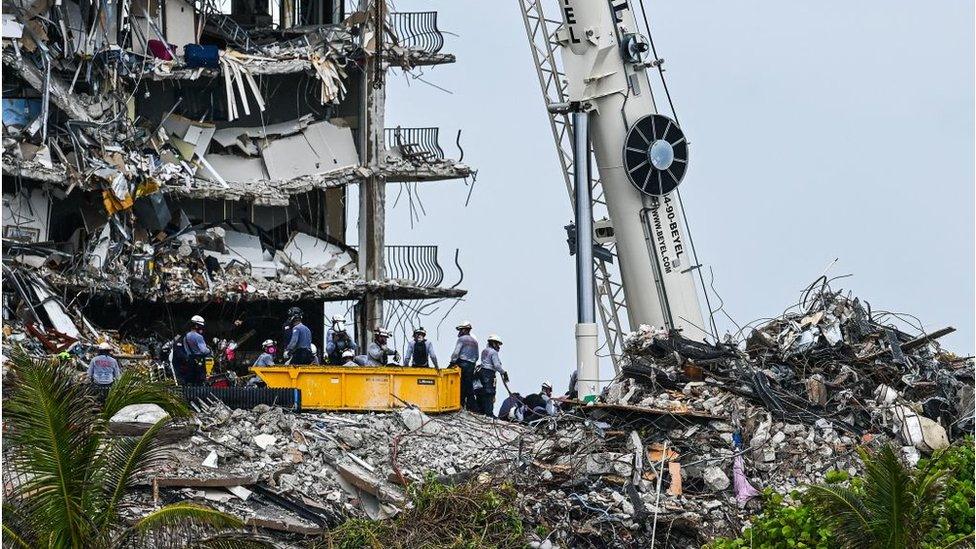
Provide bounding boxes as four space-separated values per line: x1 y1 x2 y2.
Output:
1 0 470 359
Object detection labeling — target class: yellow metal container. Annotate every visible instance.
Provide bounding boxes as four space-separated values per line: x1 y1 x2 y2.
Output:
251 365 461 413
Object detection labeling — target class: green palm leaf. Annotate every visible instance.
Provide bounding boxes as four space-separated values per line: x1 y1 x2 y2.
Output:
4 350 102 545
97 416 174 530
129 504 246 533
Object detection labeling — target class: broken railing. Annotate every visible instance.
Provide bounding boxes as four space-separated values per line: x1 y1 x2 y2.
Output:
384 245 445 288
388 11 445 55
385 127 445 164
353 245 447 288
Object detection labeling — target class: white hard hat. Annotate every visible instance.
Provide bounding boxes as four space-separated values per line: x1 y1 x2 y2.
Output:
262 339 275 348
342 349 355 358
98 341 112 351
190 315 205 326
375 327 391 337
311 343 318 354
331 315 344 323
456 321 472 330
487 334 503 344
541 380 552 390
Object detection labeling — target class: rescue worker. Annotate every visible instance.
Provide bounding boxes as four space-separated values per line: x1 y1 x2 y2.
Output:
366 327 400 365
498 392 525 422
450 321 479 411
253 339 276 367
326 315 358 364
476 334 508 416
181 315 212 386
539 380 557 415
88 342 121 387
403 327 438 368
285 307 315 365
341 349 359 366
522 381 556 422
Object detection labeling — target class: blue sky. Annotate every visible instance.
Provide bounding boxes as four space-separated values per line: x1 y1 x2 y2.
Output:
353 0 974 395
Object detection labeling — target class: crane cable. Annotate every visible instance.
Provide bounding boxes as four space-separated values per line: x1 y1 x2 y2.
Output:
635 0 721 342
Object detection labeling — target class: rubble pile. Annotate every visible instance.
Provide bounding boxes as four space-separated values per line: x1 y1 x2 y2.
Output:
38 280 970 547
136 400 530 537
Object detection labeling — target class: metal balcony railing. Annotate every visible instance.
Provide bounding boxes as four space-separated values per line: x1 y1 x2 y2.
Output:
385 245 444 288
353 245 446 288
388 11 445 55
385 127 444 164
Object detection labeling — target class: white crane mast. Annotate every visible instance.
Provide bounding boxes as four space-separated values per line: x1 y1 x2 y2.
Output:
556 0 706 337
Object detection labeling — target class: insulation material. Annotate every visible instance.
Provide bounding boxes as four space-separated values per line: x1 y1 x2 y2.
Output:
212 115 315 155
2 189 50 242
162 115 216 159
260 121 359 180
198 154 269 183
203 231 281 279
31 281 80 338
1 14 23 38
277 232 354 272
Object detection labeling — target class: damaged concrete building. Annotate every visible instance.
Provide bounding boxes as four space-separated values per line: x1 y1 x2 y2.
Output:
1 0 470 356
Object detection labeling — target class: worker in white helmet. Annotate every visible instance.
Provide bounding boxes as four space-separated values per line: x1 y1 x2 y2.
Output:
178 315 212 385
366 327 399 365
341 348 360 366
326 314 357 364
403 327 438 368
523 381 556 422
450 321 479 410
87 341 121 387
475 334 508 416
253 339 276 367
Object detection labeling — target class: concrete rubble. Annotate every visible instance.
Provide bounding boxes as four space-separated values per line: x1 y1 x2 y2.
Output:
108 280 970 547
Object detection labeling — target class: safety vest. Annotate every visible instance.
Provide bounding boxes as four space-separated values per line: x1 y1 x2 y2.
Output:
411 340 429 366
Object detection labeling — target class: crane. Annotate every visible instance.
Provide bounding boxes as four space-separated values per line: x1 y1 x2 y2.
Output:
518 0 709 401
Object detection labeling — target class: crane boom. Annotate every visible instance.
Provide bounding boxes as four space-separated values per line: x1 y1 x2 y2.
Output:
556 0 706 337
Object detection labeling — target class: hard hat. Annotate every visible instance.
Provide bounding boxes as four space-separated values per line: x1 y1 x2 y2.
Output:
342 349 355 358
487 334 503 344
331 315 345 323
262 339 275 348
541 380 552 390
375 327 390 337
413 327 427 336
456 321 472 330
190 315 205 326
311 343 318 354
98 341 112 351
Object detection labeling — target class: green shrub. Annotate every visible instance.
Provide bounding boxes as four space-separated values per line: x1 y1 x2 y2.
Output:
920 438 974 548
708 440 975 549
707 490 832 549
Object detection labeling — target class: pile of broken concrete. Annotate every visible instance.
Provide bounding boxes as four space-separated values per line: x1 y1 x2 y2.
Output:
120 282 972 548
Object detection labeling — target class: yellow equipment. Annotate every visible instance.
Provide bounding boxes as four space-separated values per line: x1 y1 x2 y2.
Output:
251 365 461 413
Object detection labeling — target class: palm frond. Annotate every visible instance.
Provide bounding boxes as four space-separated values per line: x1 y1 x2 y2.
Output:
1 504 36 549
190 532 279 548
861 445 912 546
100 370 190 423
129 503 245 533
97 416 175 530
3 349 102 545
805 484 874 548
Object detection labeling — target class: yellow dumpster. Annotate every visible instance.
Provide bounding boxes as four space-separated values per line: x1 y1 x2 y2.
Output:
251 365 461 413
